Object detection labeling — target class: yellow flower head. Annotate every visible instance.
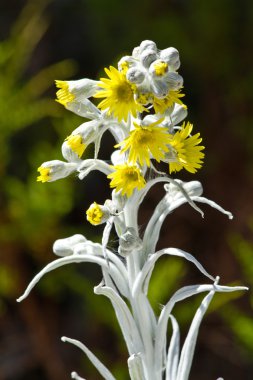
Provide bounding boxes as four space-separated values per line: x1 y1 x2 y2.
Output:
153 61 169 76
116 118 171 167
66 134 86 158
94 66 145 122
55 80 75 107
107 164 146 197
153 90 186 114
168 122 205 174
37 166 51 182
86 202 104 225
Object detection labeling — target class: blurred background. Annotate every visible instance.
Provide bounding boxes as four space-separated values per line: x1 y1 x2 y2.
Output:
0 0 252 379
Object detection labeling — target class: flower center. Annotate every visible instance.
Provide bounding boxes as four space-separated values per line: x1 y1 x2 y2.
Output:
153 61 169 76
115 82 133 102
125 169 139 181
86 202 104 225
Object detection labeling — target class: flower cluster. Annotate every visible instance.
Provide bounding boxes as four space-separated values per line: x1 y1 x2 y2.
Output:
20 41 246 380
37 40 204 198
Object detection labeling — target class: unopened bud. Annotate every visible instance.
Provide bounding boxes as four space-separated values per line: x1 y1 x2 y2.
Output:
140 49 158 68
86 202 110 225
53 234 87 256
160 47 180 70
165 72 184 91
139 40 157 54
127 67 145 84
37 160 77 182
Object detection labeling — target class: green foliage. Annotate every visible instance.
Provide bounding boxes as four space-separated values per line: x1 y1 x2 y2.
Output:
222 228 253 356
0 0 80 296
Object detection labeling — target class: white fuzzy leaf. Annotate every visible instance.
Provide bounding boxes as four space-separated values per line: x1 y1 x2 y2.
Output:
155 283 247 377
176 291 215 380
133 247 215 299
166 315 180 380
71 371 86 380
191 196 233 219
94 284 143 355
17 253 124 303
62 336 116 380
143 184 233 256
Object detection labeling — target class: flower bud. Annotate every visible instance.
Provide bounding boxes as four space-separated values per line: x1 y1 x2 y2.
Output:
37 160 77 182
56 78 99 104
160 47 180 70
118 56 135 72
161 104 188 128
86 202 110 225
53 234 87 256
74 120 100 143
61 141 82 163
62 120 102 160
149 60 169 78
56 79 101 118
151 79 169 98
140 49 158 68
139 40 157 54
126 67 145 84
73 241 101 255
165 72 184 91
132 46 140 58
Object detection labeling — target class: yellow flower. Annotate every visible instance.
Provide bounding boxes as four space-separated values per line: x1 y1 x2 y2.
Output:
66 134 86 158
153 90 186 114
55 80 75 107
86 202 104 225
116 118 171 167
168 122 205 174
107 164 146 197
153 61 169 76
94 66 145 122
37 166 51 182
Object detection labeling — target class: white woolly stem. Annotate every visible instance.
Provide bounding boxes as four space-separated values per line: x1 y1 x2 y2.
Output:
122 198 157 380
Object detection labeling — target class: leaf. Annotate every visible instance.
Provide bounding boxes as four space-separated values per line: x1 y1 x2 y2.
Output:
176 291 215 380
154 283 247 378
94 284 143 355
17 253 123 303
166 315 180 380
62 336 116 380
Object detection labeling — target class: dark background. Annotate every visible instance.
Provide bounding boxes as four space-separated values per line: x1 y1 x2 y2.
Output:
0 0 253 379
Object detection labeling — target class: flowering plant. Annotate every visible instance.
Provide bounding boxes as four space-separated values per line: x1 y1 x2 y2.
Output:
18 40 247 380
